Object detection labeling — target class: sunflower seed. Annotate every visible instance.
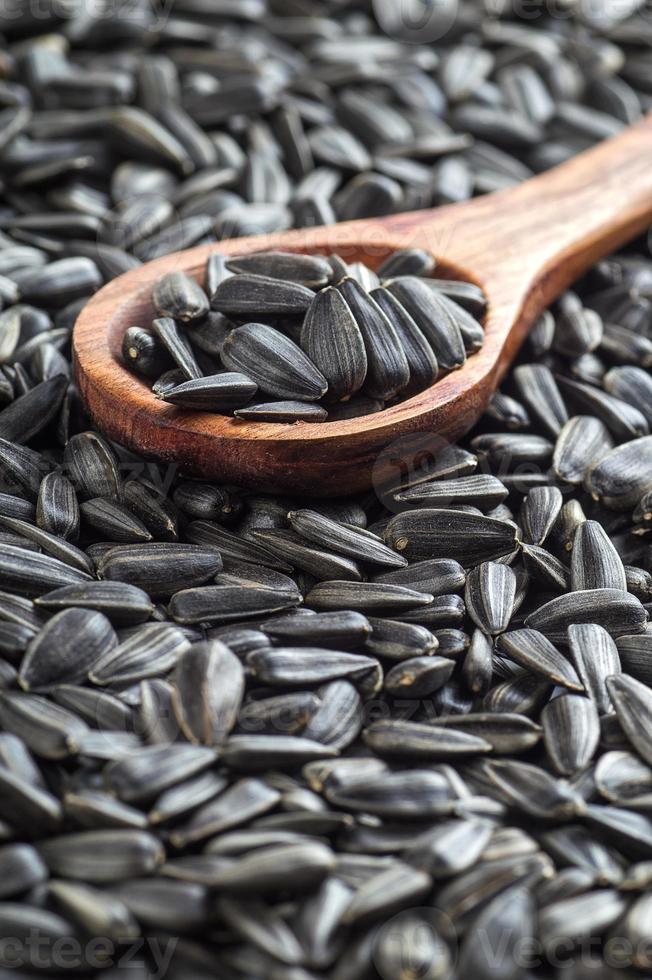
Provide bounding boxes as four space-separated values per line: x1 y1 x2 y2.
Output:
384 509 520 564
19 608 117 691
221 322 327 402
262 610 371 648
395 474 508 509
526 589 647 641
568 623 621 714
558 374 649 441
363 719 492 760
570 520 627 591
89 623 191 686
606 674 652 766
80 498 152 543
63 432 121 501
497 629 584 690
98 543 223 596
152 271 209 322
553 415 614 484
305 580 432 613
542 695 601 775
170 582 301 625
36 581 153 626
253 529 361 581
171 640 244 746
465 561 516 635
299 285 367 402
288 509 405 569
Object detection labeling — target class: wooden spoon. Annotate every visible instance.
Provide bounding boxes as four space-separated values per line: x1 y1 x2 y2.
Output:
74 115 652 496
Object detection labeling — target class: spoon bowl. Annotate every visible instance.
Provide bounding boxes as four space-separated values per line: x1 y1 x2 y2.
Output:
74 113 652 495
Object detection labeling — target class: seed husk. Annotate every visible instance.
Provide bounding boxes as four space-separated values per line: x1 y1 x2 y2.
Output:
169 582 301 625
395 474 508 509
80 497 153 544
222 321 327 402
385 276 466 371
586 435 652 510
341 862 433 927
63 432 121 502
152 270 209 322
570 519 627 591
0 690 88 759
363 719 493 760
36 581 154 626
465 560 516 635
171 640 244 746
371 285 439 394
39 829 164 883
568 623 621 714
160 372 258 411
553 415 614 485
436 712 542 754
519 485 563 546
497 629 584 690
525 589 647 641
122 325 171 380
542 694 601 775
248 646 380 689
105 743 217 804
338 276 410 400
305 580 432 613
19 608 118 691
0 543 92 596
366 616 438 660
36 471 79 542
288 508 406 569
606 674 652 766
558 374 649 441
98 542 223 597
89 623 191 686
384 508 520 564
212 273 315 317
513 363 569 437
253 528 362 581
300 286 367 401
262 610 371 648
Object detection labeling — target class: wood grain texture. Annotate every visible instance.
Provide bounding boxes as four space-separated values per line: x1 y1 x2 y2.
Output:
74 113 652 495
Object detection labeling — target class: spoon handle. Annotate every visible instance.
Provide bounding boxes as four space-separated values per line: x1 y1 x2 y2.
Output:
390 111 652 297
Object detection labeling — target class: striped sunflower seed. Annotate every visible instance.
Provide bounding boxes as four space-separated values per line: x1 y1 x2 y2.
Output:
222 322 327 402
384 509 520 564
19 608 117 691
288 508 406 569
607 674 652 766
525 589 647 641
570 520 627 591
98 542 223 596
465 560 516 635
497 629 584 690
35 581 154 626
170 640 244 746
300 286 367 402
152 271 209 322
542 694 601 775
568 623 621 714
553 415 614 485
89 623 191 686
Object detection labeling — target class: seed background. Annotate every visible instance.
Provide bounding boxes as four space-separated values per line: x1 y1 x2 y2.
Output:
0 1 652 978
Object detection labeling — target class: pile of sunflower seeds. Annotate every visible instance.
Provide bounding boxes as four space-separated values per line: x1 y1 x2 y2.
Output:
2 1 652 978
122 250 485 421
